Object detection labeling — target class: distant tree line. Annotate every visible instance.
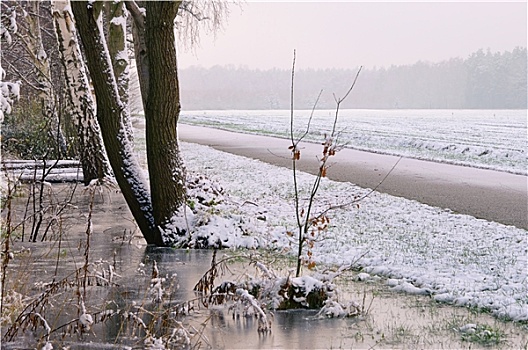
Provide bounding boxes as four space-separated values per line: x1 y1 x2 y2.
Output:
179 47 527 110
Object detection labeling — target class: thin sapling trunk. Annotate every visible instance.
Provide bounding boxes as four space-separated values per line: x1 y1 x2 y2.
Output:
289 50 362 276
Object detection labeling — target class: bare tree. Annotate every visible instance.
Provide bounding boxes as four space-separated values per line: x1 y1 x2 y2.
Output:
4 0 228 246
288 50 363 277
76 0 229 245
71 0 218 245
143 1 188 242
1 1 111 184
125 1 189 244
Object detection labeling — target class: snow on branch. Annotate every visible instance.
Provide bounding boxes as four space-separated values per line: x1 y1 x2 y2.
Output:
0 80 20 120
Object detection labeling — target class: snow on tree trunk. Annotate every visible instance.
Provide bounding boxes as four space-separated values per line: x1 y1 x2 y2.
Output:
144 1 189 245
127 1 189 245
105 1 134 143
24 1 68 156
71 0 163 245
52 0 112 184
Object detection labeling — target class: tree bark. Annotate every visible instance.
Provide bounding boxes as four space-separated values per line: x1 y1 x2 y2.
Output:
125 0 149 111
71 0 188 246
144 1 188 245
71 0 162 245
106 1 129 106
52 0 112 184
106 1 135 143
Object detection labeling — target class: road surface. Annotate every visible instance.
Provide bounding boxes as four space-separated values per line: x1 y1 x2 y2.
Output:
178 124 527 230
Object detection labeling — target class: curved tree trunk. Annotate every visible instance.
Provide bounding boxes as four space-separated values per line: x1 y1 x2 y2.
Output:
52 0 112 184
71 0 162 245
71 0 188 246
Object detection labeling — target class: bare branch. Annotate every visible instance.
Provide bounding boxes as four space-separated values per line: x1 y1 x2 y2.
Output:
297 89 323 144
338 66 363 105
124 0 144 30
289 49 296 147
179 2 210 22
315 156 403 219
5 61 45 93
176 0 230 49
332 66 362 136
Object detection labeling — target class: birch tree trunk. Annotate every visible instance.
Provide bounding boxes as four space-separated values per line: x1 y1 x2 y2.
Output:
52 0 112 184
71 0 162 245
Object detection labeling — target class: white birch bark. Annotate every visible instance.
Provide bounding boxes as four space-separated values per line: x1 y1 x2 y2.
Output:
52 0 112 183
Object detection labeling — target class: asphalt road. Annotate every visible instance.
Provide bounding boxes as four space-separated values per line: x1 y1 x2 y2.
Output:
179 124 528 230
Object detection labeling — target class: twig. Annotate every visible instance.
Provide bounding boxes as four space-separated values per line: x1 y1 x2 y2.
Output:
332 67 362 136
297 89 323 144
315 156 403 218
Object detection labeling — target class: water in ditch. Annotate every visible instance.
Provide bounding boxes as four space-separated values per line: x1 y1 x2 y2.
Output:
1 184 526 349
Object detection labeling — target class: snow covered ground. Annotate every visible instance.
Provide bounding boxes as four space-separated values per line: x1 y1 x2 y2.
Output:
178 141 527 322
179 109 527 175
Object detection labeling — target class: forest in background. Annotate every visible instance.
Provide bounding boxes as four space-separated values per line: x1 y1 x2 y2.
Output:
179 47 527 110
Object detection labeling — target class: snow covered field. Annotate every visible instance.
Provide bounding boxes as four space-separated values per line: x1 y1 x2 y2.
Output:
179 141 527 322
179 109 527 175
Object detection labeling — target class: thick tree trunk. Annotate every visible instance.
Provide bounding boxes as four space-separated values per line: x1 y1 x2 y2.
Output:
71 0 163 245
52 0 112 185
127 1 189 245
144 1 188 245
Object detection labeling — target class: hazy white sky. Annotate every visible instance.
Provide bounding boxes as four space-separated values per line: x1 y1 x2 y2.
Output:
177 1 527 70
